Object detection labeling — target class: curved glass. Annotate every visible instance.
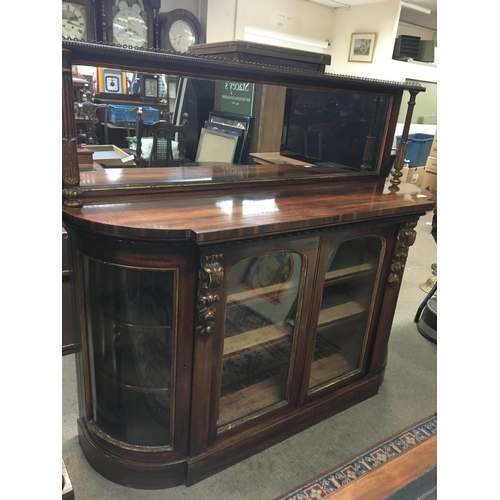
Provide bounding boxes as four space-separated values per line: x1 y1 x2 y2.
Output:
308 237 382 393
82 256 175 447
219 251 303 429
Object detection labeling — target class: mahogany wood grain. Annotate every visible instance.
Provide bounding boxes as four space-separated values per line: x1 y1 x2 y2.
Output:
77 419 187 489
62 169 434 244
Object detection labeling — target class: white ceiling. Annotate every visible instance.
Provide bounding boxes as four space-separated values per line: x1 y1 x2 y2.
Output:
404 0 437 12
309 0 437 14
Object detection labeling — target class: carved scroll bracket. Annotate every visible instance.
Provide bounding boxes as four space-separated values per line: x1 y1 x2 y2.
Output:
388 221 417 286
196 254 224 337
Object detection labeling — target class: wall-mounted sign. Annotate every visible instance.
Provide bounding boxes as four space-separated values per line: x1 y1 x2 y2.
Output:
219 81 255 115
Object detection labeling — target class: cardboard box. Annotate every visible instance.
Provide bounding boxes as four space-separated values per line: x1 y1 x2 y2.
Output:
403 166 426 186
425 154 437 174
84 144 135 167
430 130 437 157
421 170 437 202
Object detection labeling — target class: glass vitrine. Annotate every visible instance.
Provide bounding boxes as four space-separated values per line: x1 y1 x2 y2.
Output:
308 237 383 393
82 256 176 447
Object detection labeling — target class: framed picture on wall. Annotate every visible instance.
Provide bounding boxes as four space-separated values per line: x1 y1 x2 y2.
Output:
348 33 377 63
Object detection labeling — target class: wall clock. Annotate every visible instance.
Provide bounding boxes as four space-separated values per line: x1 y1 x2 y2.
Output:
97 68 127 93
158 9 205 53
62 0 95 40
103 0 160 48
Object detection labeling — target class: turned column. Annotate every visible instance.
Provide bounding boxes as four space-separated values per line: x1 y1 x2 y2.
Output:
390 89 420 186
360 95 381 171
62 48 82 208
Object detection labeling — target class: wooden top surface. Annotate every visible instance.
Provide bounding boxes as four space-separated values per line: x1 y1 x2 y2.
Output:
62 165 435 244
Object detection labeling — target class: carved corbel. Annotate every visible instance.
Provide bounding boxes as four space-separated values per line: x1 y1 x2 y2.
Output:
196 254 224 336
388 221 417 286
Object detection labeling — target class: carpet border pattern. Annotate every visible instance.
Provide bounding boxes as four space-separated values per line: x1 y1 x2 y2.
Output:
275 413 437 500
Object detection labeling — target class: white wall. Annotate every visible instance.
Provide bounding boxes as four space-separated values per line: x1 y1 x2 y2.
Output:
207 0 334 51
206 0 238 41
205 0 436 84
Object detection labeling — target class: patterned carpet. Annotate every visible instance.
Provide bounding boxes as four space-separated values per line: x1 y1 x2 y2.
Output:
274 414 437 500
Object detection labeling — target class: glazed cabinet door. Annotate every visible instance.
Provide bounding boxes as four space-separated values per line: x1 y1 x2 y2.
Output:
299 224 394 402
71 230 196 457
190 233 320 452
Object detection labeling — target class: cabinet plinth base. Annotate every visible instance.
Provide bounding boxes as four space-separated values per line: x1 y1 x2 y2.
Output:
186 373 382 486
77 372 383 489
77 418 187 489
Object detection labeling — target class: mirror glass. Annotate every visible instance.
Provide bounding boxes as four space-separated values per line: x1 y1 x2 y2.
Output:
73 65 390 173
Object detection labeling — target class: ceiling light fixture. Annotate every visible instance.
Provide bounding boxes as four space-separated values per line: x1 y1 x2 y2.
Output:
401 1 431 15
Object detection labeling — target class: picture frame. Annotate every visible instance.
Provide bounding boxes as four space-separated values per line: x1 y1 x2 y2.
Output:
348 33 377 63
195 128 238 163
237 252 294 305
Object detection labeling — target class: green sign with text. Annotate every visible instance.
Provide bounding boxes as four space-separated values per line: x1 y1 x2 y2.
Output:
219 81 255 115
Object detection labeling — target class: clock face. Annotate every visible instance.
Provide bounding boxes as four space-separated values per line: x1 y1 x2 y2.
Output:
62 2 87 40
113 5 148 47
168 19 196 52
104 73 123 93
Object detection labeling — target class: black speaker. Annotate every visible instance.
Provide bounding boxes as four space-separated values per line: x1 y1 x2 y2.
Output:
393 35 421 61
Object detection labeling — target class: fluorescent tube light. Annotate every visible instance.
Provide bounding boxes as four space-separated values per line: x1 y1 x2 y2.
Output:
401 1 431 14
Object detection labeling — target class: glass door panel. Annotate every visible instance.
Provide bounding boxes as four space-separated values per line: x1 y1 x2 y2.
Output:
308 237 382 393
218 251 303 429
82 256 176 447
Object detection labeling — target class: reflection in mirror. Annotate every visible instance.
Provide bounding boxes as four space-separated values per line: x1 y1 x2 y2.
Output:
72 64 389 172
281 89 389 172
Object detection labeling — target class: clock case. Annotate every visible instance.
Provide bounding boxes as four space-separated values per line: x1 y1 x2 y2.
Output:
158 9 205 52
62 0 96 40
140 74 159 99
97 0 161 48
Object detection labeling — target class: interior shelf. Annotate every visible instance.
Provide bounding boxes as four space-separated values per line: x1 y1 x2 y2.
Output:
309 351 357 390
324 262 375 285
219 375 286 428
227 282 297 306
223 323 291 356
95 363 171 394
318 299 365 329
